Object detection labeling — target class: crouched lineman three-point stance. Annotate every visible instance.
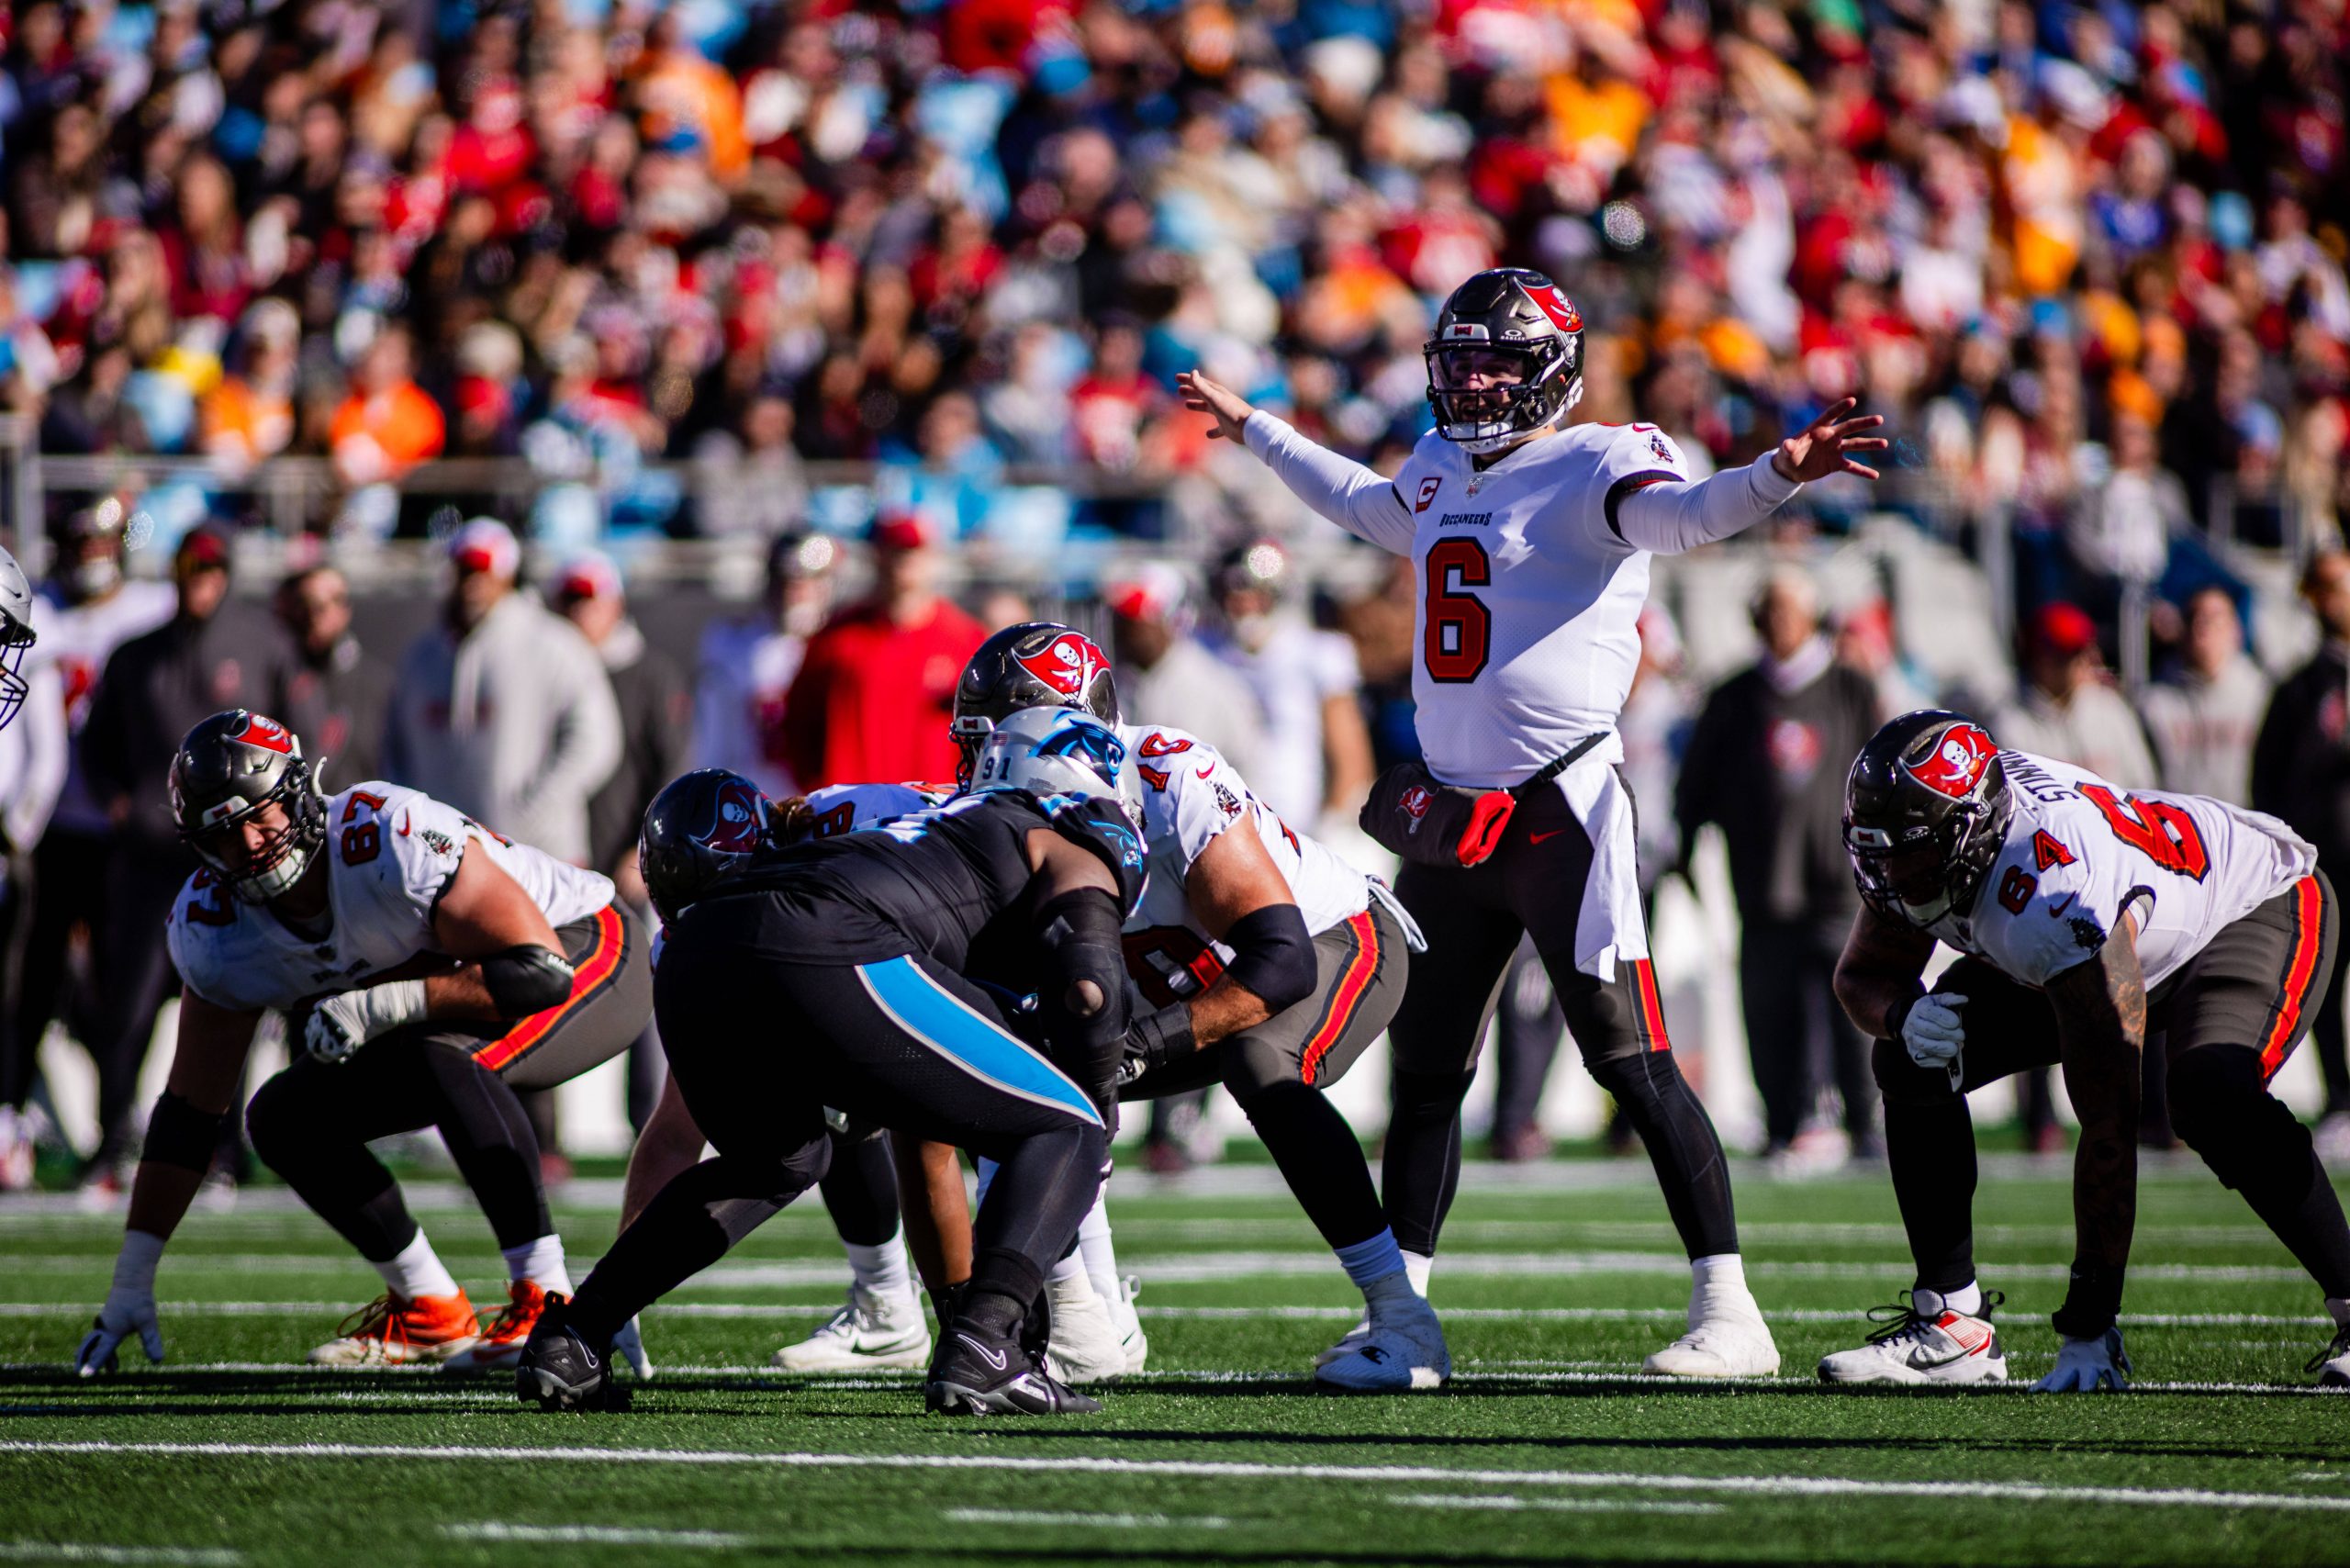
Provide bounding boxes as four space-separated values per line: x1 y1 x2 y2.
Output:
74 711 652 1375
1822 710 2350 1389
1181 265 1887 1374
515 709 1150 1416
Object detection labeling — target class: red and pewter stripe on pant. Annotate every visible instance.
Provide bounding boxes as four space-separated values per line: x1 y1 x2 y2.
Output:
1300 912 1382 1087
2257 875 2326 1081
472 904 627 1075
1629 958 1673 1052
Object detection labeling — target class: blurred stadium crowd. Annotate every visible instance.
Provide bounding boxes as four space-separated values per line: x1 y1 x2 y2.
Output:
2 0 2350 1184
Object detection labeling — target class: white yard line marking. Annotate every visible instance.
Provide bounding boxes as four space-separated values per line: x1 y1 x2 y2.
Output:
0 1547 241 1566
3 1441 2344 1514
943 1510 1229 1529
0 1303 2332 1331
443 1524 744 1548
1392 1495 1722 1516
6 1361 2336 1394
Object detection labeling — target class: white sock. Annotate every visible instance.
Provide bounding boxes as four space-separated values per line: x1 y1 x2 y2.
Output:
1076 1182 1122 1306
845 1223 916 1304
375 1229 460 1303
1691 1253 1748 1297
1047 1249 1093 1290
501 1235 572 1296
1403 1249 1434 1299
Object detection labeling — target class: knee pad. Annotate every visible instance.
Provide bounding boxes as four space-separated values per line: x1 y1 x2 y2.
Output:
1871 1036 1954 1106
2166 1047 2306 1179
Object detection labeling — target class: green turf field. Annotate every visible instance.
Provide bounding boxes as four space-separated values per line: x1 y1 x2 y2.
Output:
4 1152 2348 1566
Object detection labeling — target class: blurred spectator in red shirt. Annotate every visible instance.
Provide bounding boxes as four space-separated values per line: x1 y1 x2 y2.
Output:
782 514 984 790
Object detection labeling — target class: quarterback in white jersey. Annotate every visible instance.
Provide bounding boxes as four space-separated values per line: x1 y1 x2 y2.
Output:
1829 711 2350 1390
75 711 651 1381
1181 266 1887 1380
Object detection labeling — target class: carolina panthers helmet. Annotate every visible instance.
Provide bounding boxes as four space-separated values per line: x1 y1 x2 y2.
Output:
950 622 1121 783
0 544 34 733
968 708 1145 825
638 767 782 926
1425 266 1585 454
1843 710 2015 926
170 711 329 902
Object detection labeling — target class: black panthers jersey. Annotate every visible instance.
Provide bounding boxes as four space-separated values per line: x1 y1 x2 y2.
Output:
669 790 1145 971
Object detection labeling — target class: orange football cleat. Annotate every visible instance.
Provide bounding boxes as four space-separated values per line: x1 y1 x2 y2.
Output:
308 1291 480 1365
442 1281 549 1373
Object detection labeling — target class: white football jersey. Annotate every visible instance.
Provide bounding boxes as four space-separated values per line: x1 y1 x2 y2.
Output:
167 782 615 1014
1925 749 2316 989
1117 722 1370 1007
1369 422 1695 787
40 581 177 834
805 780 952 834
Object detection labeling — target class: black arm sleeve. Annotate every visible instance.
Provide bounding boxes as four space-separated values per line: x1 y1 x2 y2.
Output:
1219 902 1315 1016
1032 885 1133 1114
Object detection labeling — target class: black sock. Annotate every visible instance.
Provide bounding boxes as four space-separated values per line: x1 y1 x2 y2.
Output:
568 1147 824 1341
819 1129 901 1248
1884 1093 1978 1294
1590 1049 1740 1258
2172 1046 2350 1298
1239 1080 1385 1250
962 1248 1046 1339
1384 1069 1474 1256
970 1123 1105 1274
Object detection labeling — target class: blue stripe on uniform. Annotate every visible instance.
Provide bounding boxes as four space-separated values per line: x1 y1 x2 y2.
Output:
856 957 1102 1127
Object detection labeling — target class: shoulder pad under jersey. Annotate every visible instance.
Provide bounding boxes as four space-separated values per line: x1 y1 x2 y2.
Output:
1043 794 1149 914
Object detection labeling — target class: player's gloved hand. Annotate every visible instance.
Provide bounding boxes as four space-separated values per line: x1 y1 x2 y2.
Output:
611 1316 654 1380
1120 1001 1196 1086
302 979 428 1064
1899 992 1967 1072
75 1231 167 1376
2032 1327 2130 1393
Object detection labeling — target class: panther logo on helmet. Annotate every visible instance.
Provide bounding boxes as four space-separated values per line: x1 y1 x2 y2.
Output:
1013 632 1108 700
1908 723 1997 801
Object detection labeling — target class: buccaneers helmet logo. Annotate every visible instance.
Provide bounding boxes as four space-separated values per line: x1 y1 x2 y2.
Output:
230 712 295 755
1530 285 1583 334
1399 784 1435 821
700 778 767 855
1014 632 1107 700
1908 723 1996 801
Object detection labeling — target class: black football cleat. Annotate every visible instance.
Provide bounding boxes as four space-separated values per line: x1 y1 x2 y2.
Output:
924 1323 1102 1416
514 1294 629 1412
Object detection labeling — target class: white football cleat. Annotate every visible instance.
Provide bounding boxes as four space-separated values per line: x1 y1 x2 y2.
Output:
1818 1290 2009 1385
1645 1274 1781 1378
2310 1325 2350 1388
773 1285 932 1372
1044 1269 1127 1384
1315 1279 1448 1392
1112 1275 1148 1375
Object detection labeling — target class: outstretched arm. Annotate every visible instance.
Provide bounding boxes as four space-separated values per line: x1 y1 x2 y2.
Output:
1610 399 1887 555
1178 371 1416 554
2044 913 2147 1341
1832 902 1939 1038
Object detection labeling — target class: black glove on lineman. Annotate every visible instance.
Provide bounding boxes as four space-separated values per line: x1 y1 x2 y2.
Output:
1118 1000 1197 1088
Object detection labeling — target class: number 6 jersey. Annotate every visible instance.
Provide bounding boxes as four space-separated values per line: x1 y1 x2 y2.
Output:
1926 749 2317 989
166 781 616 1014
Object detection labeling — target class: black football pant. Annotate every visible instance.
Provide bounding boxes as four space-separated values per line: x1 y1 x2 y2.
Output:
565 947 1109 1343
1877 873 2350 1305
246 906 648 1267
1493 939 1564 1149
1386 780 1739 1260
1125 904 1408 1249
1740 916 1878 1150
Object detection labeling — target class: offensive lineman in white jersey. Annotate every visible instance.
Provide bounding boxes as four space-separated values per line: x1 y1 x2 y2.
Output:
73 711 653 1376
1181 265 1887 1377
722 623 1438 1387
1827 710 2350 1388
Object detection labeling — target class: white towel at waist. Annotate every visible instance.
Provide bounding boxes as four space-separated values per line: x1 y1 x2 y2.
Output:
1550 734 1647 983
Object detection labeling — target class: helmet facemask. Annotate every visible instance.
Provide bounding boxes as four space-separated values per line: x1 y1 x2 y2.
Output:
1425 338 1581 454
180 760 328 904
0 627 29 734
1845 762 2013 927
